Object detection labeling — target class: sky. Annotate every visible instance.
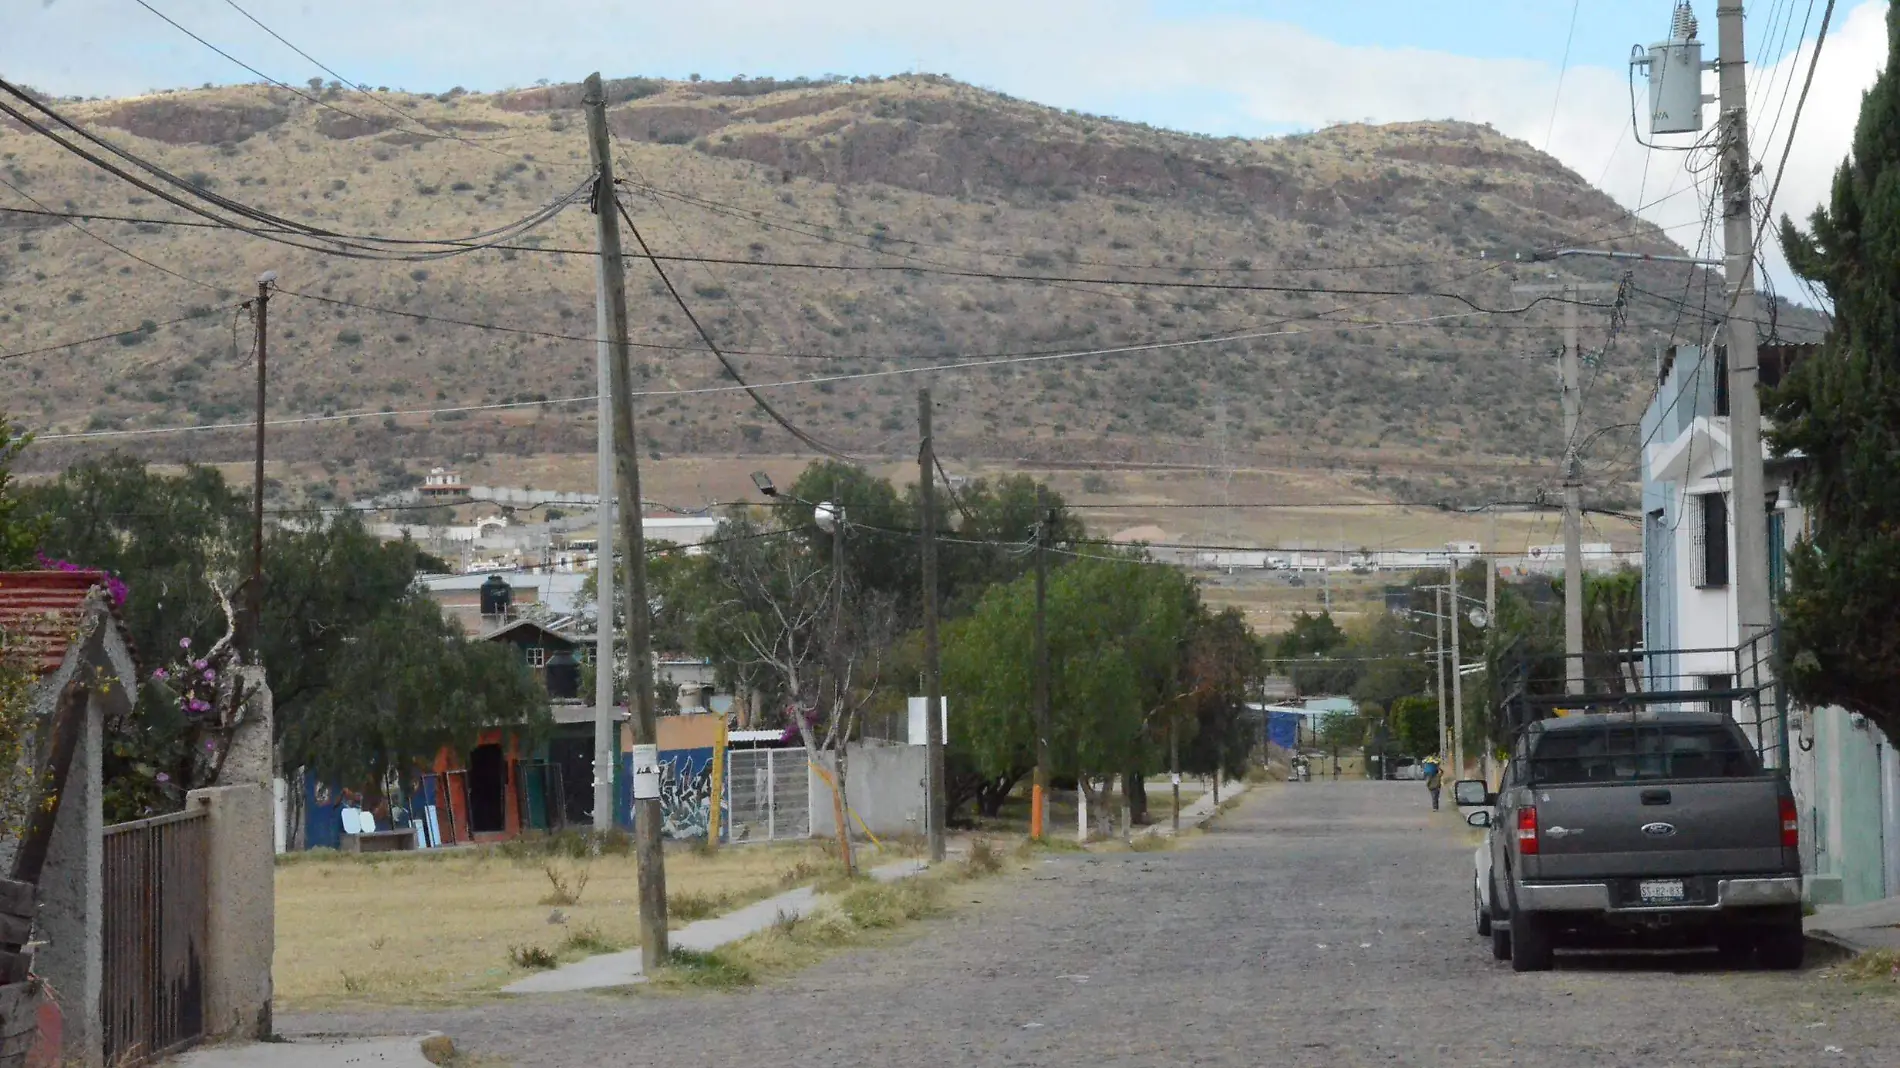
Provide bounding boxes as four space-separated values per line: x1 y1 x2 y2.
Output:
2 0 1892 305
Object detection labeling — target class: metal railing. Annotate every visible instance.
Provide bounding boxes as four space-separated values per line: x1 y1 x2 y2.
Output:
101 807 209 1067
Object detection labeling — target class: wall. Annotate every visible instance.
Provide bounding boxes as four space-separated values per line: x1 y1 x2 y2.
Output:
33 675 103 1068
1801 707 1891 905
809 743 927 839
187 786 273 1042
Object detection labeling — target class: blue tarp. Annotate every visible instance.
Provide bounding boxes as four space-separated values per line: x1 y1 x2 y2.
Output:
1267 711 1303 750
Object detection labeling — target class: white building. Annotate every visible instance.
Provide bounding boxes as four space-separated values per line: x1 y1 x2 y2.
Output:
1642 342 1900 906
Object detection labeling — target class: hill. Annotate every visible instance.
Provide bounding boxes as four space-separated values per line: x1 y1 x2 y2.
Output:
0 73 1824 506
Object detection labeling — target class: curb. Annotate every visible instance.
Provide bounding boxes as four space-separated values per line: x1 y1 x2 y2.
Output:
1132 779 1252 841
1804 929 1872 965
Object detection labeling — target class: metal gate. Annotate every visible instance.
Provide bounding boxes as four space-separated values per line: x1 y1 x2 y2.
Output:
725 748 810 843
102 808 209 1066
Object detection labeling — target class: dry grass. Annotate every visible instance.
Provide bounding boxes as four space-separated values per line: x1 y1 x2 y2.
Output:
1840 948 1900 984
272 840 841 1010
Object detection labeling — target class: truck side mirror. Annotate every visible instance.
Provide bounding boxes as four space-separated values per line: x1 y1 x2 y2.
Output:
1453 779 1492 807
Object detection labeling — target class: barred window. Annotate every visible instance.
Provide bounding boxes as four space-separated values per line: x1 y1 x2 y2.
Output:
1695 492 1729 588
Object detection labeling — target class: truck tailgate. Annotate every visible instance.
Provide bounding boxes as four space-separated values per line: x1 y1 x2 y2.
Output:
1526 777 1787 880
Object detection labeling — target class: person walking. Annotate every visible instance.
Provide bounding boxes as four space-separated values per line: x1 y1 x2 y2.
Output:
1423 755 1443 811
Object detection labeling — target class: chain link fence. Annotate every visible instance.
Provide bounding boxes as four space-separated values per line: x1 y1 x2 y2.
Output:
724 748 810 843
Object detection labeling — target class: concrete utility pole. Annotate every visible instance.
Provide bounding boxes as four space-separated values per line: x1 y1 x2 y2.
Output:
1450 561 1464 777
918 388 947 862
1513 280 1615 696
1716 0 1775 754
590 186 617 837
1484 523 1497 782
825 498 854 875
1434 585 1447 756
246 273 272 656
584 72 667 965
1031 484 1051 841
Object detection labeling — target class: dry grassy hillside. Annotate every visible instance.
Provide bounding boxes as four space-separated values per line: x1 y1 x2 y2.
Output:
0 73 1822 505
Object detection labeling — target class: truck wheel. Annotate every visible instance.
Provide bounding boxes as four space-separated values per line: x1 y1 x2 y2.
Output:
1758 914 1806 971
1510 905 1554 972
1490 920 1512 961
1714 926 1754 968
1475 881 1492 937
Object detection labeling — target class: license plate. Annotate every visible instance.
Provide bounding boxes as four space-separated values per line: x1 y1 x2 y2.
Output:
1639 879 1686 903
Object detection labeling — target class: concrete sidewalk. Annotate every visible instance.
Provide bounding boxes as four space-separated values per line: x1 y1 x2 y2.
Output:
1806 896 1900 956
168 1034 438 1068
502 858 928 994
1136 777 1251 839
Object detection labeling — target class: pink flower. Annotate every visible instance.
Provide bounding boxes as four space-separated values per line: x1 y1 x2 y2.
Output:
179 637 192 650
155 772 170 783
202 670 216 682
192 660 207 671
151 668 169 681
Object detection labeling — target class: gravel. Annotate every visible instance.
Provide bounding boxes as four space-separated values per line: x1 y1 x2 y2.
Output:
284 781 1900 1066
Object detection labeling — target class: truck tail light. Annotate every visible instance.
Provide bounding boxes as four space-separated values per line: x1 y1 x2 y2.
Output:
1780 796 1799 849
1517 805 1540 855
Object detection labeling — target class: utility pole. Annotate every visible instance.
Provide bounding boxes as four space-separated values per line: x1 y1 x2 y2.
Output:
584 72 667 965
1513 280 1615 696
1484 518 1498 783
246 273 272 657
590 188 616 838
1031 485 1051 841
918 388 946 862
1717 0 1775 756
1434 584 1447 757
827 501 854 875
1451 560 1464 776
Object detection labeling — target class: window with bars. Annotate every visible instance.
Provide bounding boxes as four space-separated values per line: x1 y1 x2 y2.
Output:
1694 492 1729 588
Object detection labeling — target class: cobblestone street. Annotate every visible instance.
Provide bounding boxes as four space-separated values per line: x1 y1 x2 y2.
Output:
286 782 1900 1066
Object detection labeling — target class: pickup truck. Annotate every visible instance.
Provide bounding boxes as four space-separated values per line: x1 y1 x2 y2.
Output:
1456 710 1803 973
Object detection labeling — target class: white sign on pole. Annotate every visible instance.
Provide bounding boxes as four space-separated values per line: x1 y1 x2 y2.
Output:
631 743 662 801
907 697 948 746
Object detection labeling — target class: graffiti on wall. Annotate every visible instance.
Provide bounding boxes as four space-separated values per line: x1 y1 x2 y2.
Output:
657 747 727 839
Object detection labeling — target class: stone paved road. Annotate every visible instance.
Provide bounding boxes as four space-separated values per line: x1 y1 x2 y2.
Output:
285 782 1900 1067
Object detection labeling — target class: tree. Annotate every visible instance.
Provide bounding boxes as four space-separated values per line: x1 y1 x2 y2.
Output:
1767 5 1900 740
1388 694 1439 758
0 422 40 570
1274 611 1353 695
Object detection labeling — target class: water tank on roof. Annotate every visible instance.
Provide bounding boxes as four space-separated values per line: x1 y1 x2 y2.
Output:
545 648 580 699
479 574 513 617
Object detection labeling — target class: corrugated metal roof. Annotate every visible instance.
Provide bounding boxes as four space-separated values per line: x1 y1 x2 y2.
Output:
0 570 114 676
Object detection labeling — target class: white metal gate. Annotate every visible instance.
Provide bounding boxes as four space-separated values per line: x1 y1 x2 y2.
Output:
724 748 810 843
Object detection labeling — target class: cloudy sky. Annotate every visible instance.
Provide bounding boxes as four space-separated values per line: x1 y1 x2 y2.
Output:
3 1 1891 304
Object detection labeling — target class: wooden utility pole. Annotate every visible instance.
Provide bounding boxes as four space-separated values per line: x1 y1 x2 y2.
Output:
1716 0 1776 758
918 388 946 862
1031 484 1050 840
247 274 272 655
584 72 667 965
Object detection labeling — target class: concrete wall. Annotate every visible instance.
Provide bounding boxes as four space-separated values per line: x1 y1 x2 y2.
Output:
188 786 274 1041
1800 707 1892 906
35 677 103 1068
809 743 926 839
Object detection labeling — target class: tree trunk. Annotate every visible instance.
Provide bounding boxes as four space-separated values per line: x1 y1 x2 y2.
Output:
1123 769 1150 825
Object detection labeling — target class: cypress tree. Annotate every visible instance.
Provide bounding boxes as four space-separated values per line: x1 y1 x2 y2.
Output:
1768 6 1900 738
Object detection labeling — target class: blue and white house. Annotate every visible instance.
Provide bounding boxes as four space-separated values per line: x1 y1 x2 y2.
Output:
1641 343 1900 905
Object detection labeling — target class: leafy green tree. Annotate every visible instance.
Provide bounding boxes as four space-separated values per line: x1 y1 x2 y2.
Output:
1273 610 1354 695
1768 6 1900 738
1388 694 1439 758
0 421 41 570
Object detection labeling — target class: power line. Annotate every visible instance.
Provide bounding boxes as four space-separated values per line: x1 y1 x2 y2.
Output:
1544 0 1583 151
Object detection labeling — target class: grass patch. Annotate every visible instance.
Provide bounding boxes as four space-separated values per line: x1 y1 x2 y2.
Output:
274 839 839 1010
1015 836 1087 857
653 947 755 990
1129 834 1176 852
508 944 557 970
964 838 1003 876
669 889 732 922
538 862 590 906
1840 949 1900 984
836 877 944 929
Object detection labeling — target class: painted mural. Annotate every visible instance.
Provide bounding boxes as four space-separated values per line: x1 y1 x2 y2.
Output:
656 746 729 839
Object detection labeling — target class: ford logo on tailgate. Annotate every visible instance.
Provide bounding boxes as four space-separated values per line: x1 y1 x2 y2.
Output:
1641 821 1677 838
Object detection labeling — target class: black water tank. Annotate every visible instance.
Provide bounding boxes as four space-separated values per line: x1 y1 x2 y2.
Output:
545 648 580 699
479 574 513 617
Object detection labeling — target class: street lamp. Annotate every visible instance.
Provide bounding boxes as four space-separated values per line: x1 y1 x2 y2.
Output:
750 470 778 497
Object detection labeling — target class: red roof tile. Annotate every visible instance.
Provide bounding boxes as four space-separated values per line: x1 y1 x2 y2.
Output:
0 570 113 677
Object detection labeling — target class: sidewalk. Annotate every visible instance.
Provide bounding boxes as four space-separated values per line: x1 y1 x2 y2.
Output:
170 1034 439 1068
1805 896 1900 956
1135 777 1251 839
501 858 927 994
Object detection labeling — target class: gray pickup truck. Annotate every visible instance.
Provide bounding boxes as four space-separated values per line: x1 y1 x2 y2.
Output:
1456 710 1803 973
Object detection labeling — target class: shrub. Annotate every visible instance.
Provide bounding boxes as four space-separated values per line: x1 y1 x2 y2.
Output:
508 944 557 970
